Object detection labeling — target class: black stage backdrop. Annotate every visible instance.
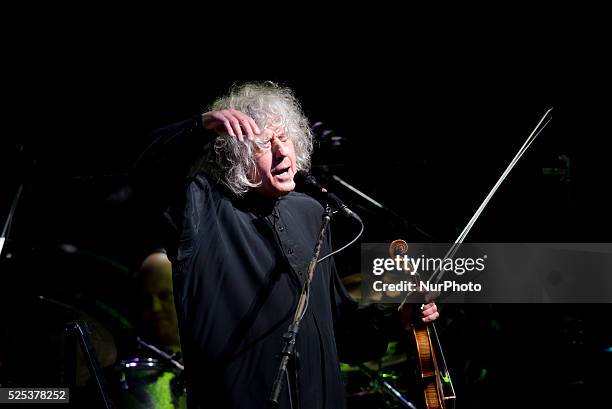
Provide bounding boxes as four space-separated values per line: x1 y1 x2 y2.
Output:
2 58 611 409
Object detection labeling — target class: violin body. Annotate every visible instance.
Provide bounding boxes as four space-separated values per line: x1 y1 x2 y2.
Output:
412 323 453 409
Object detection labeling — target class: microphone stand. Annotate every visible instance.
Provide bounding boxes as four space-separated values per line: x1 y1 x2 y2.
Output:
136 337 184 371
268 206 334 409
136 337 186 399
330 174 437 241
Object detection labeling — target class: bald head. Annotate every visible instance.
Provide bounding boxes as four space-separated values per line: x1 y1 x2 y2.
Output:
138 252 180 349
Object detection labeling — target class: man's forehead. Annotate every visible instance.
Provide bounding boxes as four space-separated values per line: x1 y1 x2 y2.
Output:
264 124 287 135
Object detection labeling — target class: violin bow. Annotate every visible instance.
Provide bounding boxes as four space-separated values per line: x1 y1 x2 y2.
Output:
398 107 554 311
395 108 553 405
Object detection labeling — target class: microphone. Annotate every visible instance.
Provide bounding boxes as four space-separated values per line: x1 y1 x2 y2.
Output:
295 172 362 222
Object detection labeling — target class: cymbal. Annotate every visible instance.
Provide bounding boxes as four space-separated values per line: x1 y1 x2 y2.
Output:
341 273 363 302
40 296 118 369
1 295 118 387
1 241 135 330
342 272 410 304
341 341 407 372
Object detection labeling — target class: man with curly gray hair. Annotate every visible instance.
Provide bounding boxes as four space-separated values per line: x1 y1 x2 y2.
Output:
134 82 438 409
205 82 313 198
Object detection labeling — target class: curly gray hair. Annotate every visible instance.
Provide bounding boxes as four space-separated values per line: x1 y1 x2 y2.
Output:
207 82 313 197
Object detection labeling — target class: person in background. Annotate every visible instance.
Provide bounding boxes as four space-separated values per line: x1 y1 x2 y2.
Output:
138 251 181 353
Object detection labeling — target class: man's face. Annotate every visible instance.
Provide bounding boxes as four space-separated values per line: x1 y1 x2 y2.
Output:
140 253 180 348
251 127 297 197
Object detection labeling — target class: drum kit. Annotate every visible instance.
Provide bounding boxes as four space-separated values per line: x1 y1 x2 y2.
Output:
340 273 420 409
112 354 186 409
0 239 188 409
0 142 190 408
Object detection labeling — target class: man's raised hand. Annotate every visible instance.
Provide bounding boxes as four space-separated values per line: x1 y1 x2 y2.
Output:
202 109 261 142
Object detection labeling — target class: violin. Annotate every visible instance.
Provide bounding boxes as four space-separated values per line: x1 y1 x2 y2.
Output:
390 240 456 409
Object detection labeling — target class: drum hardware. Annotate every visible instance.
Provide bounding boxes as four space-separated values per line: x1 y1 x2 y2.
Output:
136 337 184 372
361 366 417 409
64 320 116 409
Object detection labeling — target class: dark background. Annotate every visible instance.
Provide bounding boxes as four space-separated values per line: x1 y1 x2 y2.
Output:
1 43 611 408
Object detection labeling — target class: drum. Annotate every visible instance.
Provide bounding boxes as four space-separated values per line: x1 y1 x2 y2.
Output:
112 357 186 409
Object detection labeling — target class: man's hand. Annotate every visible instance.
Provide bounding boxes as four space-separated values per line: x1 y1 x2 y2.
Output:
399 303 439 330
202 109 261 142
421 302 439 323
